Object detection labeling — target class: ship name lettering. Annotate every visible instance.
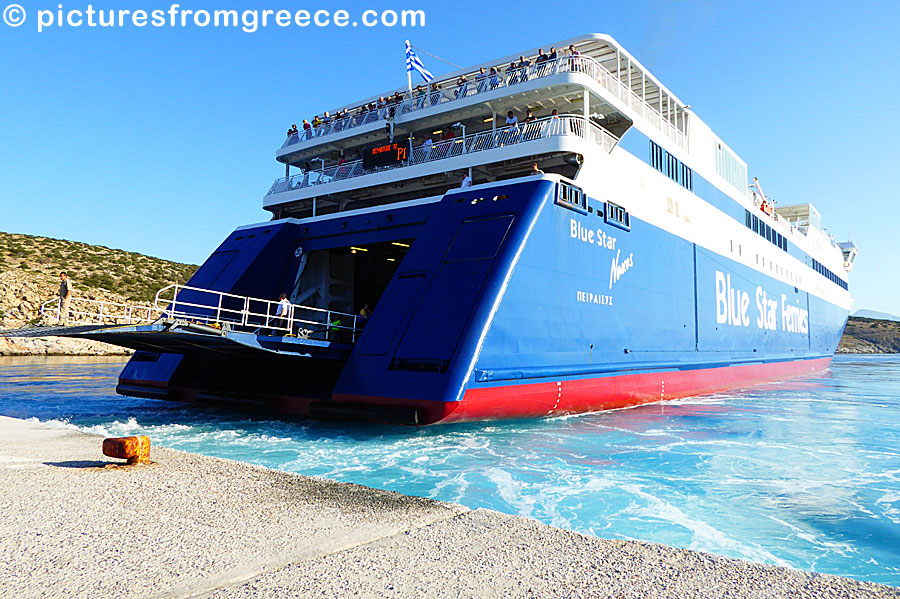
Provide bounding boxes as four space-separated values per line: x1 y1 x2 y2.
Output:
569 219 616 250
715 271 750 327
609 250 634 290
781 294 809 335
756 287 778 331
577 290 614 306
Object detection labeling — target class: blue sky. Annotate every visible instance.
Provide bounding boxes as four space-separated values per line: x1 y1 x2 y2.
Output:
1 0 897 314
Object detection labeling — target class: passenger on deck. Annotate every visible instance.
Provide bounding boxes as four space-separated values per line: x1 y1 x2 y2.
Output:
429 82 442 106
518 56 531 81
524 109 536 123
547 47 559 74
546 109 564 136
531 162 544 175
456 75 468 99
461 172 472 188
568 45 582 72
286 124 298 138
535 49 548 63
422 136 433 160
504 110 518 144
302 120 312 138
360 304 372 318
414 84 426 108
322 111 332 125
273 293 292 334
489 67 500 89
506 61 520 85
476 67 488 93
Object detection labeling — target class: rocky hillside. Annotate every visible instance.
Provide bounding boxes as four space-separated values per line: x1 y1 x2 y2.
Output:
0 231 197 356
837 316 900 354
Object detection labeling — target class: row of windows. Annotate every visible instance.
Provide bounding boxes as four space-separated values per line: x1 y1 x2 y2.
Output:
555 182 631 232
745 210 788 253
811 258 848 290
715 141 747 192
650 141 693 191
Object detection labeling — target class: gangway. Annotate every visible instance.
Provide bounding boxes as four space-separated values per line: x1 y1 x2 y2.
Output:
39 296 162 327
6 286 367 361
153 284 366 343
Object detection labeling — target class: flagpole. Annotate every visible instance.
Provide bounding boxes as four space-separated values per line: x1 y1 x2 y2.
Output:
406 40 413 97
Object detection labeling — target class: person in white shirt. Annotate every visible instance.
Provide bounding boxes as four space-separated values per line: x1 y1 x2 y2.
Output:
422 136 433 160
461 172 472 188
504 110 519 144
272 293 292 335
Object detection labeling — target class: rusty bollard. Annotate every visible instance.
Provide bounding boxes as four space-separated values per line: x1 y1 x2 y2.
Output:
102 436 151 465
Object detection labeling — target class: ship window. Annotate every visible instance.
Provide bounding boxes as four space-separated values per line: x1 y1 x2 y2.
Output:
715 140 748 192
605 201 631 231
650 140 692 191
556 182 587 214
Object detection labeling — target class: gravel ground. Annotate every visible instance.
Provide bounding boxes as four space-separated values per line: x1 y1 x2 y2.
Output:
1 415 897 599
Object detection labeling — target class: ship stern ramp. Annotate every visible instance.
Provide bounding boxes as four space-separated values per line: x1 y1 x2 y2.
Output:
330 178 556 424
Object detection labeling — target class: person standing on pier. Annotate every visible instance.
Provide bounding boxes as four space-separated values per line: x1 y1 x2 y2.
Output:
58 272 72 325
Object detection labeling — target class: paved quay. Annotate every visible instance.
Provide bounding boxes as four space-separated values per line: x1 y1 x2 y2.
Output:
1 415 897 599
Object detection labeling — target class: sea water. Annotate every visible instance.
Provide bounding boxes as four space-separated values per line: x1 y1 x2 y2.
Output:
0 354 898 587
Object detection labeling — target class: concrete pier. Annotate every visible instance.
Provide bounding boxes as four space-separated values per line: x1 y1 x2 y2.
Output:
0 415 896 598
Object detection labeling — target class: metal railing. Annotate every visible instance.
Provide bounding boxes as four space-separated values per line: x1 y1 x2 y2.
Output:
39 297 162 327
280 54 687 152
154 284 366 343
268 115 618 195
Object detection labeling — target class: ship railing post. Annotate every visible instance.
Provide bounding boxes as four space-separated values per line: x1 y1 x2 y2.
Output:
242 297 249 327
287 305 294 336
352 315 358 342
216 293 223 325
325 310 331 341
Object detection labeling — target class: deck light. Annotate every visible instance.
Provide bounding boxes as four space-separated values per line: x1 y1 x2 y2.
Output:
350 246 368 252
483 117 493 123
391 242 410 248
432 130 443 134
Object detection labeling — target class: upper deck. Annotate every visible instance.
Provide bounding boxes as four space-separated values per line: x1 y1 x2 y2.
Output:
276 34 690 163
265 35 694 218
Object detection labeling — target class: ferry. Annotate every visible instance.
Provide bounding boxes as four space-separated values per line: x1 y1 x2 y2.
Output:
22 35 860 424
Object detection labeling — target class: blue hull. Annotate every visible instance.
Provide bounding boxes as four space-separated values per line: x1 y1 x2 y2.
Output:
118 178 848 423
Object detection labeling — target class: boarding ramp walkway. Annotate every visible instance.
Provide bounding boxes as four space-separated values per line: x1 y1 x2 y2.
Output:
2 285 366 361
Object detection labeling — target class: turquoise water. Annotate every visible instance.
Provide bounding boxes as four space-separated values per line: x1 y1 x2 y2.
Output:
1 354 898 586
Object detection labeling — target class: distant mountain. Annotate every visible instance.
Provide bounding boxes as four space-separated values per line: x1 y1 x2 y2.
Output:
838 317 900 353
853 309 900 322
0 230 197 355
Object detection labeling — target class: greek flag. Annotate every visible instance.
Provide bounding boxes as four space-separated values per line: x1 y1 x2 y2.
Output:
405 40 434 83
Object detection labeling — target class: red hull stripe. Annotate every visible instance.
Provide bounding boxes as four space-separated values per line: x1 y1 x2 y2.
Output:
337 357 832 424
